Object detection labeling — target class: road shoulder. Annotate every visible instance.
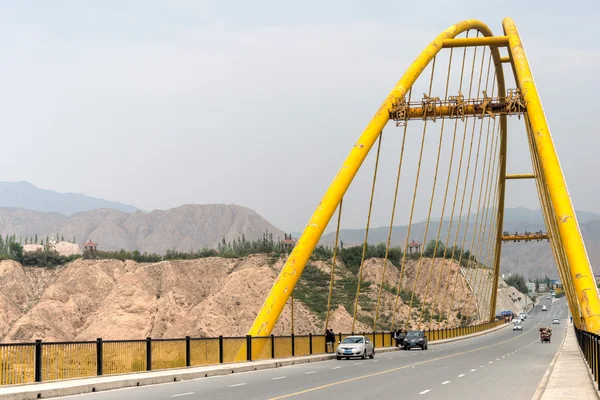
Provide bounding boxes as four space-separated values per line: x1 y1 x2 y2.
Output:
535 322 599 400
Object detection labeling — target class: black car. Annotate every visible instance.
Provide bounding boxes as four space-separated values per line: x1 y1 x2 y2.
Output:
403 330 428 350
394 331 406 347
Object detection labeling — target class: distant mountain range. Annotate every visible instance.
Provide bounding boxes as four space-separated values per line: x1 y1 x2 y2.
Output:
0 181 139 215
310 207 600 279
0 180 597 279
0 204 284 253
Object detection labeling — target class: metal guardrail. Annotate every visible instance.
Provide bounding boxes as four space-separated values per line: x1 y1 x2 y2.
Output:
0 320 503 386
574 326 600 390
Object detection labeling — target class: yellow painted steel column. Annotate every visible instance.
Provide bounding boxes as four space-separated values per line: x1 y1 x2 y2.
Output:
241 20 506 359
503 17 600 333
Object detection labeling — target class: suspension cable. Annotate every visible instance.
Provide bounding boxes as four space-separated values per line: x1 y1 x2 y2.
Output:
478 122 502 319
390 58 437 330
455 51 495 324
351 133 383 333
373 89 412 331
468 109 499 321
325 198 343 331
404 55 452 330
427 32 471 329
525 114 580 322
432 32 480 326
443 39 488 326
416 48 455 327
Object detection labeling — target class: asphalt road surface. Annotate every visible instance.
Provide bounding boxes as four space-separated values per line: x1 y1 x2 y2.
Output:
59 297 568 400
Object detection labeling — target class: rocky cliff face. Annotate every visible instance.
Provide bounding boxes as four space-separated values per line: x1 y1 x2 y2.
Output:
0 255 525 343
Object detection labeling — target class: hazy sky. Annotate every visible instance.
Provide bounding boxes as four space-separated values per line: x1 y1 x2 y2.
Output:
0 1 598 232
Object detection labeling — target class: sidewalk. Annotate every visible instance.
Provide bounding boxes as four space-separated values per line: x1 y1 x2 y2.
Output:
536 322 599 400
0 323 509 400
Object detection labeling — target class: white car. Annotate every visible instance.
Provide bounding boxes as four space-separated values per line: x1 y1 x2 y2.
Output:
513 322 523 331
542 305 547 311
336 336 375 360
553 318 560 324
518 312 527 320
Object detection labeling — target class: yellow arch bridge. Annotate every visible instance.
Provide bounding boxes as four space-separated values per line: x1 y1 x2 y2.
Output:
244 17 600 359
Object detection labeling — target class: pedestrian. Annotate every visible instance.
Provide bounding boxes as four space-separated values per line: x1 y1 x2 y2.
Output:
570 315 573 325
326 328 335 353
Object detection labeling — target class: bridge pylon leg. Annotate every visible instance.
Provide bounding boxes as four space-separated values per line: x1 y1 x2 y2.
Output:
503 17 600 333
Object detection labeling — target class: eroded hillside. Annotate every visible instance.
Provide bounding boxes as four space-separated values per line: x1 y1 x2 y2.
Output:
0 255 524 342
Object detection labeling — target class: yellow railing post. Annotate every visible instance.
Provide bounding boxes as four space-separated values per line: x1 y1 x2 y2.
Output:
503 17 600 333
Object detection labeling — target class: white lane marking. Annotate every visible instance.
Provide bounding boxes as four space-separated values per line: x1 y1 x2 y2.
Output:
496 358 500 361
480 366 484 368
458 374 465 378
442 381 451 385
502 356 505 358
171 394 194 398
332 366 341 370
489 361 493 364
229 383 246 387
272 376 286 380
470 369 476 372
305 371 317 374
354 362 362 365
419 389 431 394
388 357 394 360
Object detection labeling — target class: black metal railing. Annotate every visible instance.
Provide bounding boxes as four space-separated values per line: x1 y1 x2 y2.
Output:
574 326 600 390
0 319 503 386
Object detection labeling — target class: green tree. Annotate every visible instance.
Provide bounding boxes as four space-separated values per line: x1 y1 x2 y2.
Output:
9 242 23 262
423 240 445 258
505 274 528 294
35 234 38 244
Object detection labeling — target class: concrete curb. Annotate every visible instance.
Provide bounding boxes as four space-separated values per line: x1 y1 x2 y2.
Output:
0 324 508 400
531 324 569 400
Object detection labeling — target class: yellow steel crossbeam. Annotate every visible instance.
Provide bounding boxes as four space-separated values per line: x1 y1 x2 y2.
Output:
501 233 549 241
504 17 600 333
442 36 509 48
505 173 535 179
391 102 523 120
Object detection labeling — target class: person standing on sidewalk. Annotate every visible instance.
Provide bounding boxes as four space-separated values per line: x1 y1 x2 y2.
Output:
326 329 335 353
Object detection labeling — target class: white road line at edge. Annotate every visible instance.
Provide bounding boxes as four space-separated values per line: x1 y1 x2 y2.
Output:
272 376 286 380
332 366 341 370
171 394 194 398
305 371 316 374
229 383 246 387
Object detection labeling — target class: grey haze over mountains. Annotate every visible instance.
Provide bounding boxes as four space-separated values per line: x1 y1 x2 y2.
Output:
316 207 600 279
0 181 139 215
0 205 284 253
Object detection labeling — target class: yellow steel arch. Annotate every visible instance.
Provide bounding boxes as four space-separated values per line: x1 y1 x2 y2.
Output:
503 18 600 332
243 17 600 359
